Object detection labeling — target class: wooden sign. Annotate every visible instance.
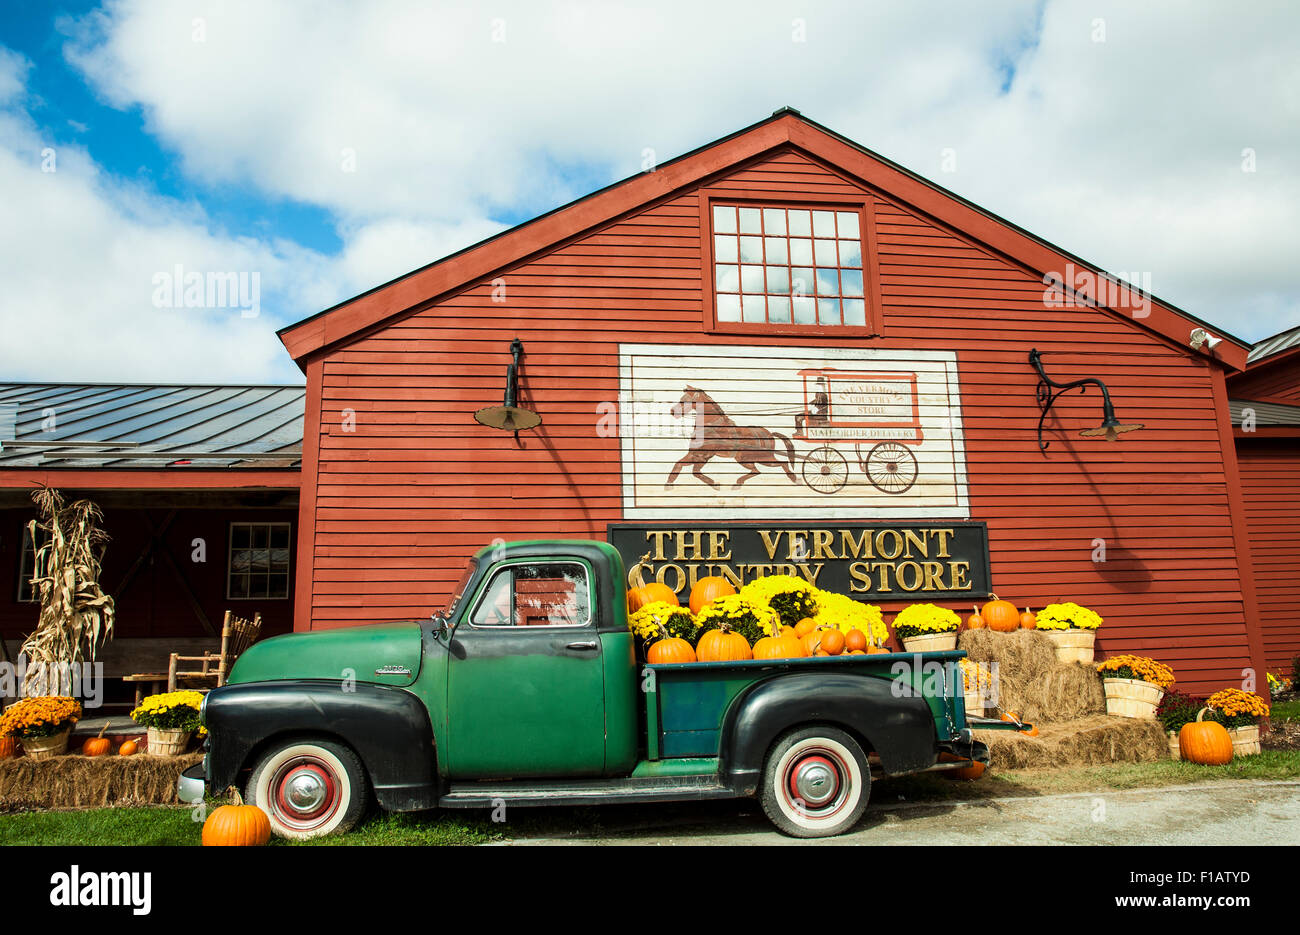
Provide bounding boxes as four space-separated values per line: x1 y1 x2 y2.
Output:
617 344 969 519
609 521 991 601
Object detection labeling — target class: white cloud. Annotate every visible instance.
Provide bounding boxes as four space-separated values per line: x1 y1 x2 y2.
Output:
1 0 1294 387
63 0 1300 342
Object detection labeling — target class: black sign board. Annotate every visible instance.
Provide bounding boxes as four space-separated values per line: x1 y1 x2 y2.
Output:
608 521 991 602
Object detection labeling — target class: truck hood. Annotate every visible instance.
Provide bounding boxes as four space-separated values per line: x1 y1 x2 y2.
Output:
227 621 423 688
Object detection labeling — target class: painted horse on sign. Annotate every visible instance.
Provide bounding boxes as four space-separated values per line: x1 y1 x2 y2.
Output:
666 386 796 490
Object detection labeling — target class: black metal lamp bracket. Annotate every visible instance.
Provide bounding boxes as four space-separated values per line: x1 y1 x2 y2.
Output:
1029 348 1115 452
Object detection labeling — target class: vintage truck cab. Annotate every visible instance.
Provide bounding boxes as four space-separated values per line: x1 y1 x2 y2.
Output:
191 539 1018 839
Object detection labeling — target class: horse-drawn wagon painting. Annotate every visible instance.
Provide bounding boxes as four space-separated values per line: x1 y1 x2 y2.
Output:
618 344 969 519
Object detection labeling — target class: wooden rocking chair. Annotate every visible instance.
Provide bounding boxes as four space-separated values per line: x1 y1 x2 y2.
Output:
167 610 262 692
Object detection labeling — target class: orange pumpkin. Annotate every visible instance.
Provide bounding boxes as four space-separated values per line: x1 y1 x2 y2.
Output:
865 645 889 654
819 629 846 656
967 607 985 630
689 577 736 615
947 761 986 781
696 624 751 662
981 595 1019 632
0 736 17 759
752 630 805 660
1019 607 1037 630
793 618 817 638
627 582 679 613
1179 709 1233 765
202 790 271 847
82 725 112 758
118 740 139 756
647 634 696 665
844 629 868 653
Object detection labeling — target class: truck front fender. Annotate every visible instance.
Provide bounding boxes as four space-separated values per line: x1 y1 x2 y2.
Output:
719 672 938 795
203 680 439 812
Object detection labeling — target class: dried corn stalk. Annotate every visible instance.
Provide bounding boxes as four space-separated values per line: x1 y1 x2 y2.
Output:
19 487 115 696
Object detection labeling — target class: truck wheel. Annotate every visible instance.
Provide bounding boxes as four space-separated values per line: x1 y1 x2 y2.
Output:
246 738 369 840
759 727 870 838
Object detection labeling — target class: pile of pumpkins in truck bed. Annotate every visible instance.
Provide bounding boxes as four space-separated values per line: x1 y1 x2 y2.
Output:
627 576 886 665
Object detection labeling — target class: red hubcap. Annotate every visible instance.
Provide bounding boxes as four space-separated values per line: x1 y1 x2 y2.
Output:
271 757 340 829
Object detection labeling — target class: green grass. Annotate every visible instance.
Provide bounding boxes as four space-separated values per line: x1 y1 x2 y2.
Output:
1270 699 1300 722
3 751 1298 845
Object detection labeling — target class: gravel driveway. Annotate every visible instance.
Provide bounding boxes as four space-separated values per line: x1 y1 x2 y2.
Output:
492 779 1300 846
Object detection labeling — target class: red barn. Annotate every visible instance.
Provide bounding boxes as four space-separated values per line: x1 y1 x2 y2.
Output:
1229 327 1300 675
274 110 1269 695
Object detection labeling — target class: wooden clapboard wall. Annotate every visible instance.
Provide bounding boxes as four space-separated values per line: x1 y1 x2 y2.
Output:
1236 441 1300 674
306 145 1258 693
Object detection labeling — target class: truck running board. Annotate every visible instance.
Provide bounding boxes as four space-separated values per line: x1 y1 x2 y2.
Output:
438 775 737 809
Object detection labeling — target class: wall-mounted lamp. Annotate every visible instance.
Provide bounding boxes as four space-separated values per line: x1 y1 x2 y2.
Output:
474 338 541 434
1029 348 1143 452
1189 327 1222 352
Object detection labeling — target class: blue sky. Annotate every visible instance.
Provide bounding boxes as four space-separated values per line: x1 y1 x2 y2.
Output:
0 1 1296 383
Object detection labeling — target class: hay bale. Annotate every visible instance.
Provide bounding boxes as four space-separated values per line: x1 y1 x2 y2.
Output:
0 753 203 810
976 715 1168 769
959 629 1105 723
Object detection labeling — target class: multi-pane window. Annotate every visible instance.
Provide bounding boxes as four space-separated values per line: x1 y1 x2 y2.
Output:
228 522 292 600
711 204 867 327
16 525 43 603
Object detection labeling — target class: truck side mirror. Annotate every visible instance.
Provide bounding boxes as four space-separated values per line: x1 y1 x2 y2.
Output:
431 613 452 636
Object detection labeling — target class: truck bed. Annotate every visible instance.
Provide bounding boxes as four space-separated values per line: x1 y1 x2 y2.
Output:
645 649 971 761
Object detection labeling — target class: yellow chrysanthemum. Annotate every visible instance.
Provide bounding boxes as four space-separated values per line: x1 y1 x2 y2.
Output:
1035 602 1103 630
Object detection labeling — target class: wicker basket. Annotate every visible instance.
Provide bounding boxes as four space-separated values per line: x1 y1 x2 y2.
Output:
21 728 70 760
146 727 193 756
1103 677 1164 719
964 688 985 719
900 632 958 653
1228 725 1261 756
1042 628 1096 664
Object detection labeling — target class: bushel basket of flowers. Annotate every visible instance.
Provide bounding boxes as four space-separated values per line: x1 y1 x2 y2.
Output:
131 690 205 755
0 695 82 759
1205 688 1268 756
1096 655 1175 718
1034 602 1102 664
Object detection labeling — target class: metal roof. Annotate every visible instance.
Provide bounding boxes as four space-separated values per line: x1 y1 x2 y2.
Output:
1247 324 1300 364
1229 398 1300 427
0 384 304 469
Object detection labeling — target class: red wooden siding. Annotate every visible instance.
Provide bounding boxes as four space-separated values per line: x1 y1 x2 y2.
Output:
300 146 1259 694
1237 441 1300 674
1229 353 1300 403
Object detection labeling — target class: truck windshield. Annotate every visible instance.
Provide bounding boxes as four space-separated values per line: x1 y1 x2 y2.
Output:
444 558 478 618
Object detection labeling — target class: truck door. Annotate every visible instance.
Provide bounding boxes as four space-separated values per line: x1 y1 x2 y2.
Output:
445 559 606 779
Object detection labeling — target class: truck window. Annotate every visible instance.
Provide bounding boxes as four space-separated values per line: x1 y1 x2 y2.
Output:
445 558 478 617
469 562 590 628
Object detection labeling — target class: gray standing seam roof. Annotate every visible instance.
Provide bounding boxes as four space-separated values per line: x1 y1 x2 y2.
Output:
0 384 305 469
1229 398 1300 428
1247 324 1300 365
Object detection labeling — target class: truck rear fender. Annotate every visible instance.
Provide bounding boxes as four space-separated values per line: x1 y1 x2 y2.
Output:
203 680 439 812
719 672 937 794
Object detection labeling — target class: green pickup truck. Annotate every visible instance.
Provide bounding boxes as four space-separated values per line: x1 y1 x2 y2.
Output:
189 539 1020 839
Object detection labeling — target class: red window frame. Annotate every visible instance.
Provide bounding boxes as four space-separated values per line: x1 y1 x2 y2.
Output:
698 189 884 337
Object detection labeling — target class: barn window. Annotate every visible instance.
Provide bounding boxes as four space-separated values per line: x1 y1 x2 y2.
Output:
16 524 45 603
227 522 292 600
708 203 871 331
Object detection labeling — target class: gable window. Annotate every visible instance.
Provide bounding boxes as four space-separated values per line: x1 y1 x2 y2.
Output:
228 522 292 600
706 201 876 334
